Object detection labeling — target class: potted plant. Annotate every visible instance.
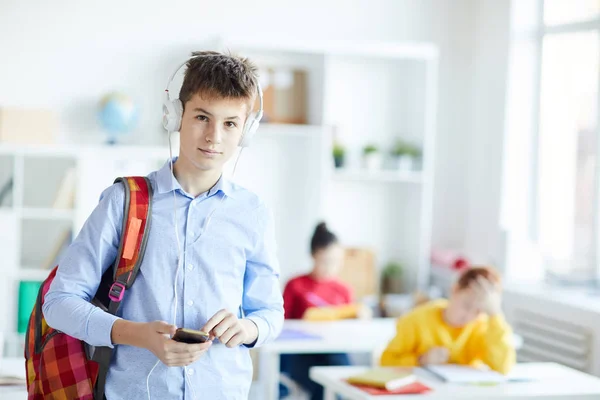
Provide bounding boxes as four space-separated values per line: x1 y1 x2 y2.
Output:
390 139 422 171
332 142 346 168
362 144 382 171
381 261 404 294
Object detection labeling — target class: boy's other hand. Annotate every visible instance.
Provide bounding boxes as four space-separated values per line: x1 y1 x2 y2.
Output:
143 321 212 367
357 304 373 319
201 309 258 348
419 347 449 365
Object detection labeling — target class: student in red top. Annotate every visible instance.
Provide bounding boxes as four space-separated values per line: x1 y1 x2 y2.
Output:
280 222 358 400
283 222 352 319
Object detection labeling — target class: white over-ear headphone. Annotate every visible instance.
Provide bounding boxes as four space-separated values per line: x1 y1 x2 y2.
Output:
162 55 264 147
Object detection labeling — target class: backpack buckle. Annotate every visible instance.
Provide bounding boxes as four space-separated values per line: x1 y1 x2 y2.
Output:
108 282 126 302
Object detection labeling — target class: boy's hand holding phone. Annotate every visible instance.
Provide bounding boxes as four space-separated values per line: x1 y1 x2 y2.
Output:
143 321 212 367
419 346 449 365
201 309 258 348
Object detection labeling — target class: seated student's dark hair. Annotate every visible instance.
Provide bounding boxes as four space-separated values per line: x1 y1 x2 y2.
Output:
310 222 338 255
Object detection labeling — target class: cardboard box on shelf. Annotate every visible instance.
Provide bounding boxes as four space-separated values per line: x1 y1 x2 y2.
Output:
261 68 308 124
0 107 58 144
338 247 377 300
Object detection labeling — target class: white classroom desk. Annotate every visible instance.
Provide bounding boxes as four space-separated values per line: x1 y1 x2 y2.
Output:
257 317 524 400
0 357 27 400
309 363 600 400
257 318 398 400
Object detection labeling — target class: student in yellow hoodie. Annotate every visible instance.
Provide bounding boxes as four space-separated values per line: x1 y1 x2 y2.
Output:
380 266 516 374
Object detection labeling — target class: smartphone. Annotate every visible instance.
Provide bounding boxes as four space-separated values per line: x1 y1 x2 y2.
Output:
172 328 211 344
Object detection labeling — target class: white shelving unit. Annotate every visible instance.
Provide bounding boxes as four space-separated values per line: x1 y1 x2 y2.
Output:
0 143 169 357
218 37 439 292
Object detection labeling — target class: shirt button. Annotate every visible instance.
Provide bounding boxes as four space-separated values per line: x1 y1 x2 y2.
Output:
189 231 195 236
187 300 194 306
187 368 194 376
187 264 194 271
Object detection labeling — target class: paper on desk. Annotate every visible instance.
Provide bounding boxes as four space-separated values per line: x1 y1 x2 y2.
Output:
506 363 559 382
423 364 546 384
423 365 507 384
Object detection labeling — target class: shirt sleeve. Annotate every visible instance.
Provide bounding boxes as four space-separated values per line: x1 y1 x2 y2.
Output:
467 314 517 374
42 183 124 348
242 203 284 347
380 313 420 367
343 283 354 304
282 280 299 319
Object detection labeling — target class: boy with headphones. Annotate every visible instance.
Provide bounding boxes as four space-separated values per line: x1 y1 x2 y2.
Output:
42 51 284 399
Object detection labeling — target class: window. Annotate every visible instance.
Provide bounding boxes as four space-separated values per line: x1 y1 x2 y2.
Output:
502 0 600 284
543 0 600 26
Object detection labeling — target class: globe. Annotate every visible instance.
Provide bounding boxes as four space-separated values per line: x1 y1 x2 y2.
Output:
98 92 139 144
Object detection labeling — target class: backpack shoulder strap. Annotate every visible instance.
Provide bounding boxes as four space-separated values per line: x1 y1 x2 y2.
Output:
92 176 152 400
107 176 152 315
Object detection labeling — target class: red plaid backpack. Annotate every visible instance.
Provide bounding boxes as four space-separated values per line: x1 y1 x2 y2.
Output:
24 176 153 400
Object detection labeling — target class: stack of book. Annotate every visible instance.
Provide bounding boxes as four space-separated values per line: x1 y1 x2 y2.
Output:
347 368 432 395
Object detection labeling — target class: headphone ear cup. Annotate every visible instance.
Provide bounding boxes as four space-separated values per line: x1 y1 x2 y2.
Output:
239 113 259 147
162 98 183 133
162 100 175 132
172 99 183 132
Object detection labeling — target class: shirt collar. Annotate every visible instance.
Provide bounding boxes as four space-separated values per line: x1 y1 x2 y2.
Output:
155 157 235 199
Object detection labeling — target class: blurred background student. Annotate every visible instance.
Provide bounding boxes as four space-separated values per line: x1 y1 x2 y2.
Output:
280 222 369 400
380 266 516 374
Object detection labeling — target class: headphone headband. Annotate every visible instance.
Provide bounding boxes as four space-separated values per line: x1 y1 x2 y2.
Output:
164 57 264 122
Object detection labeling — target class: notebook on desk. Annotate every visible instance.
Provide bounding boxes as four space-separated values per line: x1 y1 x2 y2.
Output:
350 381 432 395
347 368 416 390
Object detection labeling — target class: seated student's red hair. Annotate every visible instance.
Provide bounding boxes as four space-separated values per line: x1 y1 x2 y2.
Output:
456 266 501 290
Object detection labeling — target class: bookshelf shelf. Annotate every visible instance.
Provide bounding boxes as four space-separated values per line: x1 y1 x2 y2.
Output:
16 269 52 281
332 169 423 183
259 123 325 138
20 207 75 220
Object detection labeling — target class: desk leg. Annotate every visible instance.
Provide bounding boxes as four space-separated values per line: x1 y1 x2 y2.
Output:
258 350 280 400
324 387 336 400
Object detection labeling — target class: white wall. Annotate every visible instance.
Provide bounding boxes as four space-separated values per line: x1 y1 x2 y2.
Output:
0 0 510 275
465 0 511 267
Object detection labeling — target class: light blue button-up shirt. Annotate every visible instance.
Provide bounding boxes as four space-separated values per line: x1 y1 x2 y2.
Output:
43 159 284 400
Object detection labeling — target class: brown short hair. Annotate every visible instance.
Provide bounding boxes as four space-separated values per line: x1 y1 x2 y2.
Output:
456 266 501 290
179 50 259 110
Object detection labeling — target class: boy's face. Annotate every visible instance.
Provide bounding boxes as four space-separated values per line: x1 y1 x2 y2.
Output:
178 92 250 173
446 286 483 327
